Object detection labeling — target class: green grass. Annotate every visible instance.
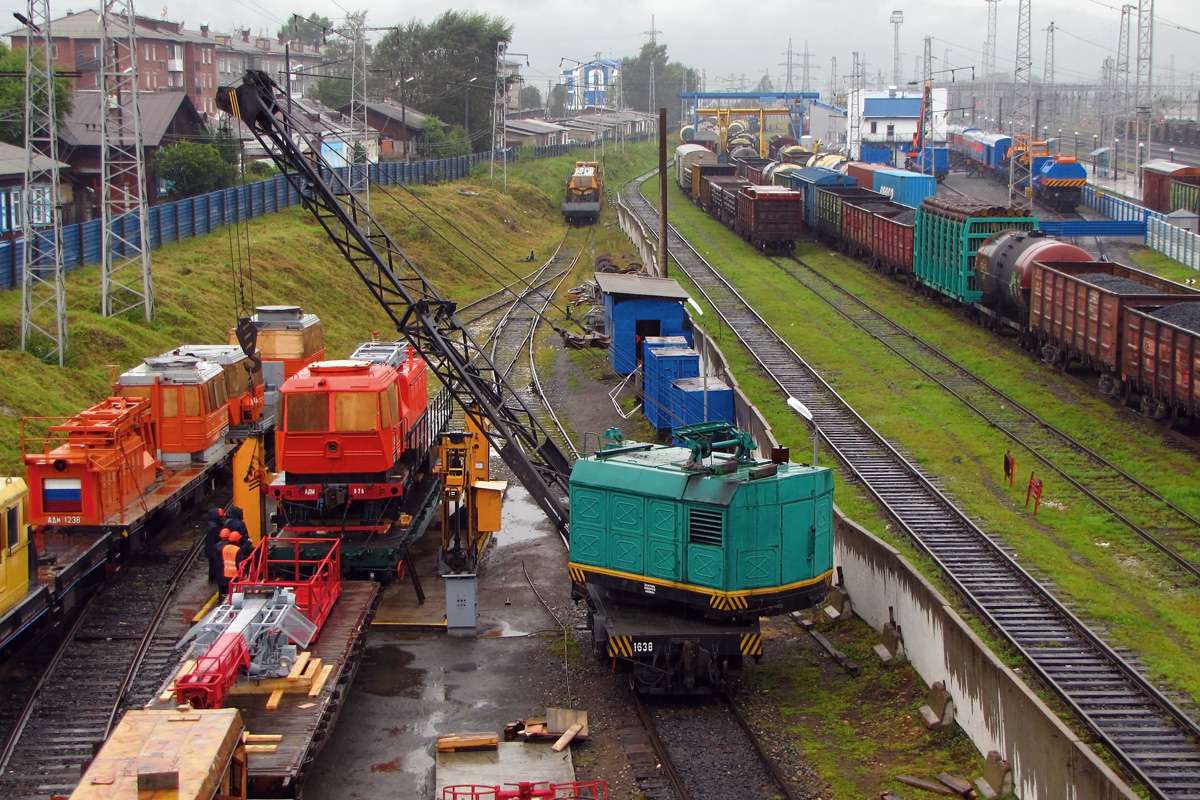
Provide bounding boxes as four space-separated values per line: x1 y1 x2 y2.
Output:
642 178 1200 708
1126 247 1200 283
747 615 987 799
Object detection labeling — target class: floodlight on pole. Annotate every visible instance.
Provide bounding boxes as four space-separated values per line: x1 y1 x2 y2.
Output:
686 297 704 316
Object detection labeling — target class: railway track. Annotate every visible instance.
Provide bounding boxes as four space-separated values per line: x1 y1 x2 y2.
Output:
621 173 1200 800
0 530 205 800
768 253 1200 580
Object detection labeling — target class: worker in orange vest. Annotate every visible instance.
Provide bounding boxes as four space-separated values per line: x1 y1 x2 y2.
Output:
218 530 244 596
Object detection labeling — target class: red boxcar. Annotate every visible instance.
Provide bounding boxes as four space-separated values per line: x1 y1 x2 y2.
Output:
871 206 917 276
735 185 804 251
1028 260 1199 376
1121 302 1200 418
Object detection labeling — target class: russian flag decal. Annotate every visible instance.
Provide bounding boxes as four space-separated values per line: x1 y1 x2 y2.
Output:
43 478 82 512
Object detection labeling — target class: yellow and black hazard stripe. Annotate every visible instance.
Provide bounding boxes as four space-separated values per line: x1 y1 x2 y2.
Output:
1040 178 1087 187
607 634 634 658
739 632 763 657
709 593 750 611
568 565 588 583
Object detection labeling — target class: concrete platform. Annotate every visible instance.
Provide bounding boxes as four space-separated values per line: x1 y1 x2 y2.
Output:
435 744 574 796
1087 171 1144 203
303 486 575 799
374 523 448 630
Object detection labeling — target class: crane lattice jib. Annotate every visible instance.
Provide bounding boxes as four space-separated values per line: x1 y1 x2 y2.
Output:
218 70 571 538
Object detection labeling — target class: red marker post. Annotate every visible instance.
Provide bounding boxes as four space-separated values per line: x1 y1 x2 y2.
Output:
1025 473 1044 514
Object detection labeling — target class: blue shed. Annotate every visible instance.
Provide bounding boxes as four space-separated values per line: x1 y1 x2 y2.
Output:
788 167 857 229
597 273 693 376
670 376 734 430
873 168 938 208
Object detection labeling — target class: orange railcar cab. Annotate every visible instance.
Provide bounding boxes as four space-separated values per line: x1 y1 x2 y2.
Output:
116 356 230 466
270 342 428 530
168 345 265 429
23 397 159 528
232 306 325 417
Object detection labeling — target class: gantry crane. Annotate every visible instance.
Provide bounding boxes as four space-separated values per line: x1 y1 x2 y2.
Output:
217 71 571 540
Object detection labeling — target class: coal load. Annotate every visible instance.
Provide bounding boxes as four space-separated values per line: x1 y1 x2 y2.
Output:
1075 273 1166 294
893 208 917 225
1151 302 1200 333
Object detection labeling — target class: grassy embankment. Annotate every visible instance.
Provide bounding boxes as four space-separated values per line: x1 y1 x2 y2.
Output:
0 144 655 474
1126 246 1200 283
641 177 1200 710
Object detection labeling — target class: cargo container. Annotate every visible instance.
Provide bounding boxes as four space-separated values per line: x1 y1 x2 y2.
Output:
701 174 747 213
872 206 917 275
735 185 804 251
669 377 734 429
1122 302 1200 417
846 162 890 190
691 164 737 201
908 146 950 178
788 167 856 230
675 144 718 191
873 168 938 208
643 347 700 430
814 186 884 242
711 178 751 226
1028 260 1198 375
842 200 904 260
859 143 894 165
1141 160 1200 213
913 200 1039 303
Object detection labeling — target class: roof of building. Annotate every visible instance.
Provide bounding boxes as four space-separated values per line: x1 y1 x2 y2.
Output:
0 141 67 177
863 97 922 119
214 32 324 59
809 100 847 115
343 101 432 131
7 10 208 44
595 273 690 300
1143 159 1200 176
60 91 203 148
504 118 569 135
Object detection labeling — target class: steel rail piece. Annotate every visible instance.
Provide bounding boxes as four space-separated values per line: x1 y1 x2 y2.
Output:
771 253 1200 583
721 692 798 800
0 534 204 783
630 693 693 800
218 71 572 543
458 230 573 327
526 259 582 462
619 170 1200 800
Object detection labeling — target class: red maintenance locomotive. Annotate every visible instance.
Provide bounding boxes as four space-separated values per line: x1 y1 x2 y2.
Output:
267 340 449 575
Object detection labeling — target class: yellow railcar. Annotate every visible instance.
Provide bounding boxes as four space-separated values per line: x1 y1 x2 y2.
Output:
0 478 48 653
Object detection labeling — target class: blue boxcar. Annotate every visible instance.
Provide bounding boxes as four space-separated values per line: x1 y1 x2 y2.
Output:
873 168 938 208
670 377 734 429
643 347 700 430
605 294 691 376
788 167 857 230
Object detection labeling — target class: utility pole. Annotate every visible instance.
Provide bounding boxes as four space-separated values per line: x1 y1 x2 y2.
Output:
849 51 863 159
348 13 369 210
919 36 934 174
657 107 667 278
1134 0 1153 177
99 0 152 321
984 0 1000 126
890 10 904 87
828 56 837 104
1008 0 1033 207
1042 21 1055 134
20 0 67 365
644 15 662 116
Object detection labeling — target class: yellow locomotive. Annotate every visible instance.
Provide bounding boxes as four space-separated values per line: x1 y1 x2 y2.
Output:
562 160 603 224
0 478 49 654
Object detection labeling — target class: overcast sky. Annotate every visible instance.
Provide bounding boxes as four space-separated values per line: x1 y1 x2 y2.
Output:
10 0 1200 96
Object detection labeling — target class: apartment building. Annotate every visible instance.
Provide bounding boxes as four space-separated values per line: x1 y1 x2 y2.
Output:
215 30 326 98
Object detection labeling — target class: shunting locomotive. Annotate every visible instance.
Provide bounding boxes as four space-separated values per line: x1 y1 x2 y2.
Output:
569 424 834 693
562 161 604 224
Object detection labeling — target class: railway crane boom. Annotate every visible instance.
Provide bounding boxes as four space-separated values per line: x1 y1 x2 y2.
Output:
216 70 570 539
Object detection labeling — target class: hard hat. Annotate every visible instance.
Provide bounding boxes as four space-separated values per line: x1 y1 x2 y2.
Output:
228 531 242 542
219 528 231 540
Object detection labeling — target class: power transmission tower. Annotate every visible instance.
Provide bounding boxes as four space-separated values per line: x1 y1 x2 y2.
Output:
799 41 816 93
781 37 796 94
984 0 1000 126
1042 21 1055 134
491 39 508 186
20 0 67 365
348 13 369 210
849 51 864 158
828 56 837 103
1134 0 1153 172
1116 3 1133 141
1008 0 1033 207
99 0 152 320
644 14 662 113
919 36 934 174
890 10 904 87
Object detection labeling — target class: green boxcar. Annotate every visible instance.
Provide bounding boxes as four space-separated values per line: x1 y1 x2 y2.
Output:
568 441 834 617
914 205 1039 303
1171 179 1200 214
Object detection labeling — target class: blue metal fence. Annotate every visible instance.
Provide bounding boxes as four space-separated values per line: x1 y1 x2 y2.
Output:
0 139 607 289
1038 219 1148 238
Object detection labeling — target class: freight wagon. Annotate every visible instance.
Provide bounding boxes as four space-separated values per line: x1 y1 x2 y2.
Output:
787 167 856 230
735 185 805 251
691 164 737 202
1123 302 1200 418
676 144 718 191
815 186 886 243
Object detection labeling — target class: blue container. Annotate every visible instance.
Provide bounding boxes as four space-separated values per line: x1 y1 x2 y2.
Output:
643 347 699 430
788 167 857 230
913 146 949 176
873 168 938 209
859 143 894 165
669 377 734 430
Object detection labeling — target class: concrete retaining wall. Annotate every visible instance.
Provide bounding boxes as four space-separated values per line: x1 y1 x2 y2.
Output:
614 181 1139 799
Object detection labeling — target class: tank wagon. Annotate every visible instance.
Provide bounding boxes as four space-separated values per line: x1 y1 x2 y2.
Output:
569 425 833 693
563 161 603 224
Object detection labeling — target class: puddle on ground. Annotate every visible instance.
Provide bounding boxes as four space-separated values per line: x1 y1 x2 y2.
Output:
493 486 552 547
448 662 478 672
477 620 531 638
358 644 425 698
